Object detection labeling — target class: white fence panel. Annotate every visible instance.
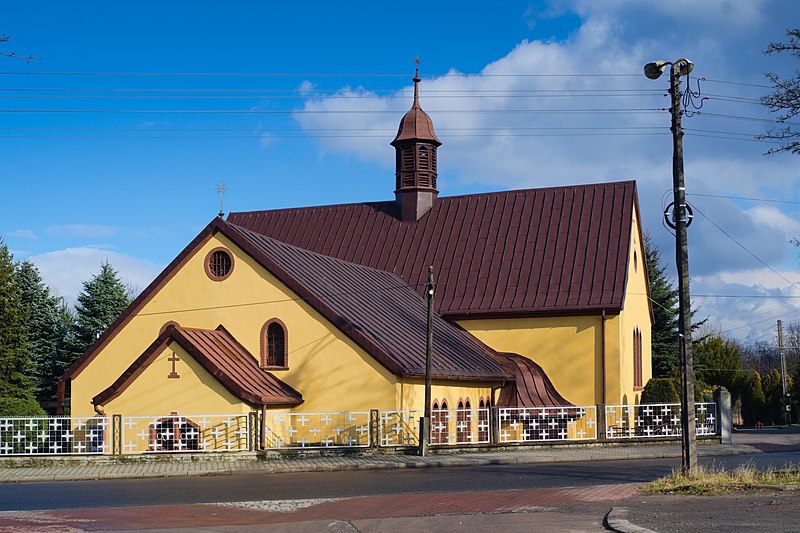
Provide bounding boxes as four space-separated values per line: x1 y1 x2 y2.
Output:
497 406 597 443
0 416 108 456
605 402 717 439
262 411 371 449
379 410 421 447
429 408 491 446
120 414 250 453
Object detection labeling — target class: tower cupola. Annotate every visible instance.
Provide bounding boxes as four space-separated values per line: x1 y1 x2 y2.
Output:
391 66 442 221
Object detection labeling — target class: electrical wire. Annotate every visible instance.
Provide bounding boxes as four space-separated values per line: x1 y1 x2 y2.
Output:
687 193 800 205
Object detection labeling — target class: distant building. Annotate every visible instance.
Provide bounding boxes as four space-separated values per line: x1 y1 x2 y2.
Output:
59 72 652 422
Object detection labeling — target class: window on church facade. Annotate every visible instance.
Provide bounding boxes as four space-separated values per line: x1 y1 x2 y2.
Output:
478 398 489 442
261 319 287 368
205 248 234 281
432 399 448 444
456 399 471 443
633 328 643 390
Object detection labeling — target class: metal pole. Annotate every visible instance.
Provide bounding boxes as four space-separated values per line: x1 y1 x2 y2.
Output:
779 320 790 425
419 266 435 456
670 62 697 474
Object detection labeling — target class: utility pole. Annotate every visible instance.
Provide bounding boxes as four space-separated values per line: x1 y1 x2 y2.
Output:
419 266 435 456
779 320 790 425
645 57 697 474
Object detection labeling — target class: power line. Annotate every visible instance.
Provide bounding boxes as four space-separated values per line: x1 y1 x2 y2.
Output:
690 203 800 292
687 192 800 205
0 107 663 114
0 70 644 78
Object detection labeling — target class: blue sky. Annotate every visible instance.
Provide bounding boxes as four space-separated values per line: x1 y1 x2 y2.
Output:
3 1 800 343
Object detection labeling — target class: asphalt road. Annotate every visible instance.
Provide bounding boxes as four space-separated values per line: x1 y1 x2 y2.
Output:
3 451 799 511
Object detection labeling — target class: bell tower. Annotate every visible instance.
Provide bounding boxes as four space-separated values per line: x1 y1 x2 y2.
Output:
391 65 442 221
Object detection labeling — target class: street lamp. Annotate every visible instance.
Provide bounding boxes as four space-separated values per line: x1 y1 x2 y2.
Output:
644 57 698 475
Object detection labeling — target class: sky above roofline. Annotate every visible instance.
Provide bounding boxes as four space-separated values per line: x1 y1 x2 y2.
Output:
3 1 800 344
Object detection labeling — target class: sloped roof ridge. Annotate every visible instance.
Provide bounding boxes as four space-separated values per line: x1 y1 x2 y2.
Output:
227 180 637 217
93 324 303 408
227 221 414 284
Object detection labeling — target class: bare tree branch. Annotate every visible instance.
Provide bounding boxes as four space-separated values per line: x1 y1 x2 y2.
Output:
758 29 800 155
0 34 39 63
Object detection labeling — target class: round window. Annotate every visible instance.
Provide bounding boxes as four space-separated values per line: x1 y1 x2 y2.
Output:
205 248 234 281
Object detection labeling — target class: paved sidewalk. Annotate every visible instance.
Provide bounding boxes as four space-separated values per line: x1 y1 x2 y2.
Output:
0 440 750 483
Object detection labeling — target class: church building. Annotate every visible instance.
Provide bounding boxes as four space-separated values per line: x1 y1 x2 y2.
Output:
59 71 653 424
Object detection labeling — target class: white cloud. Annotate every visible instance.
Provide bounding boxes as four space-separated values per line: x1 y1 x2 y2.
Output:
7 229 37 239
746 206 800 240
29 247 162 303
46 224 120 239
289 4 800 342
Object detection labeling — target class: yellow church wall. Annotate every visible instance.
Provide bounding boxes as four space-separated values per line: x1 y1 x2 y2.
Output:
71 232 398 417
101 343 251 416
457 316 602 406
615 208 653 406
396 379 495 412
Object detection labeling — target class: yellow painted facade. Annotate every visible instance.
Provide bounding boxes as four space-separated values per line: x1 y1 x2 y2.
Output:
71 204 651 418
72 232 399 417
101 343 251 416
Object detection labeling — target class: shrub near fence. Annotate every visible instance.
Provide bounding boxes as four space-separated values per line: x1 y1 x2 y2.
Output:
0 402 725 456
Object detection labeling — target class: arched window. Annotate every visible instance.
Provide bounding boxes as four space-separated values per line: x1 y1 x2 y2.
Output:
432 399 449 444
457 399 471 443
260 319 287 368
633 328 643 390
478 398 489 442
149 416 200 451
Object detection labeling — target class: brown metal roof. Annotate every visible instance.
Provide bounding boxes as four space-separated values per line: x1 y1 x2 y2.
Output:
227 222 510 381
93 324 304 408
391 73 441 146
227 181 639 318
494 352 572 408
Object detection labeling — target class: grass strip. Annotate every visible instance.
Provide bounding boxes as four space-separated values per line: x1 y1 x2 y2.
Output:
645 463 800 495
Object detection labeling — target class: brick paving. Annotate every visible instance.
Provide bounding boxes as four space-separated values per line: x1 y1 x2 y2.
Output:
0 485 640 531
0 430 798 532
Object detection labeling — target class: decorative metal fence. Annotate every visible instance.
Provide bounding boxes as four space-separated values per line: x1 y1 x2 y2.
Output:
497 406 597 443
604 402 717 439
0 416 108 456
0 402 723 456
117 414 250 453
261 411 371 449
379 410 421 447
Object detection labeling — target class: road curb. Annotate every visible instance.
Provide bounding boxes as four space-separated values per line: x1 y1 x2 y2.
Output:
0 443 752 484
606 507 657 533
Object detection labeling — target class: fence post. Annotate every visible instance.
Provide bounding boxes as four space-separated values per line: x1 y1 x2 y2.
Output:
370 409 379 449
596 404 606 442
713 387 732 444
112 414 122 455
248 412 259 451
491 406 498 445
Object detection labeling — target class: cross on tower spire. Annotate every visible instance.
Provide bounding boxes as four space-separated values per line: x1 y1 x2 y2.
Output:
216 180 227 218
413 56 423 103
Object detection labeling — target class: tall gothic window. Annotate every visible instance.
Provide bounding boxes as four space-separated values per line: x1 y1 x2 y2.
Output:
261 319 287 368
633 328 643 390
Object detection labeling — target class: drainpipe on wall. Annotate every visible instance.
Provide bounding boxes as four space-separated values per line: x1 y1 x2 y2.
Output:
600 310 607 405
260 404 267 451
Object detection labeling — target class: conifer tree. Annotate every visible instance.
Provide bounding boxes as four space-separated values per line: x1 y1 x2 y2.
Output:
16 261 75 401
68 262 132 360
694 335 745 400
0 239 43 415
644 232 680 377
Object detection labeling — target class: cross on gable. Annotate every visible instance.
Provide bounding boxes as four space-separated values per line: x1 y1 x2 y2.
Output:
168 351 181 379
